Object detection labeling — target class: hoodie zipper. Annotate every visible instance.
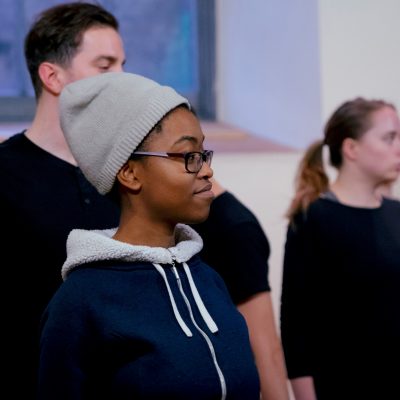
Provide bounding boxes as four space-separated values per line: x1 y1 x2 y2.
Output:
170 258 227 400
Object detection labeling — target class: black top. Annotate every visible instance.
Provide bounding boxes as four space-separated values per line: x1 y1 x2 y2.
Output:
0 133 120 397
280 196 400 399
193 191 271 304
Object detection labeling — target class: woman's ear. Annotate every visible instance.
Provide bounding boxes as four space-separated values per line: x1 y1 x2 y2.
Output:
116 161 142 191
38 62 64 96
342 137 358 161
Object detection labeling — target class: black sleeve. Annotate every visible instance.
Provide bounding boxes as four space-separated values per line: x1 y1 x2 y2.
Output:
280 214 315 378
216 219 271 304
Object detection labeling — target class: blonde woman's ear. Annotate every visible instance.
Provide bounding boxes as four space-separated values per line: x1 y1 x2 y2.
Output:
342 137 358 161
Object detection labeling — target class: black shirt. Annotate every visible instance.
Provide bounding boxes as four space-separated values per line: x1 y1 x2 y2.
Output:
0 132 120 397
281 197 400 399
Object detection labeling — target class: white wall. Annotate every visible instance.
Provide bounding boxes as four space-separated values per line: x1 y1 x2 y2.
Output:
216 0 321 150
216 0 400 149
319 0 400 120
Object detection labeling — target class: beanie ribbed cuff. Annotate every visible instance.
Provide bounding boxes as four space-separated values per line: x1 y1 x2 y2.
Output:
98 86 188 194
60 72 190 195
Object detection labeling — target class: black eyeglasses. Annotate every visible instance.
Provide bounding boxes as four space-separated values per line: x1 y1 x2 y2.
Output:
130 150 214 173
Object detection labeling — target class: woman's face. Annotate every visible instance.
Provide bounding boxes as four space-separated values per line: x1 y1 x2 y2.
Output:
355 106 400 184
132 107 214 226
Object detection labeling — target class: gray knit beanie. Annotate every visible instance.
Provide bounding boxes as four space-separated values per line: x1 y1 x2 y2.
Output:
60 72 190 194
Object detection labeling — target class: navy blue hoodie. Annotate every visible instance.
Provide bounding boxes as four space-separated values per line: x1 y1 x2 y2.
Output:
38 224 260 399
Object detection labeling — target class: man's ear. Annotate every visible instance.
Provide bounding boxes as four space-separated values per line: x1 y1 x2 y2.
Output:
342 137 358 161
38 62 64 96
116 161 142 191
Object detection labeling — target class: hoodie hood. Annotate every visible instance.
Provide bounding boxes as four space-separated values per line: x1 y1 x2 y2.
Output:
61 222 219 343
62 223 203 280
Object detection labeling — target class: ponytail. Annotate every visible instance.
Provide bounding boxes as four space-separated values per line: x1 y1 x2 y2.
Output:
286 139 329 223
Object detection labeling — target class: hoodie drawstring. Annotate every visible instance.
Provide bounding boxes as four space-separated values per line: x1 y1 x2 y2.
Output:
152 263 193 337
154 261 226 399
182 262 218 333
152 262 218 336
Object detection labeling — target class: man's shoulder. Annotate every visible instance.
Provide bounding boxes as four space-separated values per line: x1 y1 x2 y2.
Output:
0 132 50 184
211 191 259 224
194 190 268 245
0 131 60 172
0 132 27 158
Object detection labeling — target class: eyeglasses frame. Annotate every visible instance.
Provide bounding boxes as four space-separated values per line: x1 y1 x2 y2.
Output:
129 149 214 173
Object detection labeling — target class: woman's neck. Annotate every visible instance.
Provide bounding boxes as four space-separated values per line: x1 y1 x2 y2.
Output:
112 217 176 248
330 178 382 208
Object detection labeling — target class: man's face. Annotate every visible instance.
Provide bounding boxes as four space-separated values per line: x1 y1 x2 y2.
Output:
62 26 126 85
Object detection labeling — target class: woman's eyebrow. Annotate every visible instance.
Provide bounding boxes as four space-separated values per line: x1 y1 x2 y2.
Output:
173 135 204 145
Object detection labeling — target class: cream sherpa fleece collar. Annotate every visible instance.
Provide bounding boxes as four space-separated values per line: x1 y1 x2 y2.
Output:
61 223 203 280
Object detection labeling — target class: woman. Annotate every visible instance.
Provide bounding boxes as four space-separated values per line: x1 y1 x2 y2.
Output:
281 97 400 399
38 72 260 399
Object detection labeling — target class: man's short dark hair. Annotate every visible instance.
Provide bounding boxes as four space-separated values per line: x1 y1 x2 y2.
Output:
24 2 119 98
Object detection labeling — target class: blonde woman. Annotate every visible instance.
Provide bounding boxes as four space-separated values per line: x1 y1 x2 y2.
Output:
281 97 400 400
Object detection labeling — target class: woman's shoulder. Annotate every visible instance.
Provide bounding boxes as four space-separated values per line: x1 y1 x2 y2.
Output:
297 196 340 220
288 196 349 232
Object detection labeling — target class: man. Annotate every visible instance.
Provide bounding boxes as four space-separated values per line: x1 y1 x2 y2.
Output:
0 3 124 397
0 2 288 398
